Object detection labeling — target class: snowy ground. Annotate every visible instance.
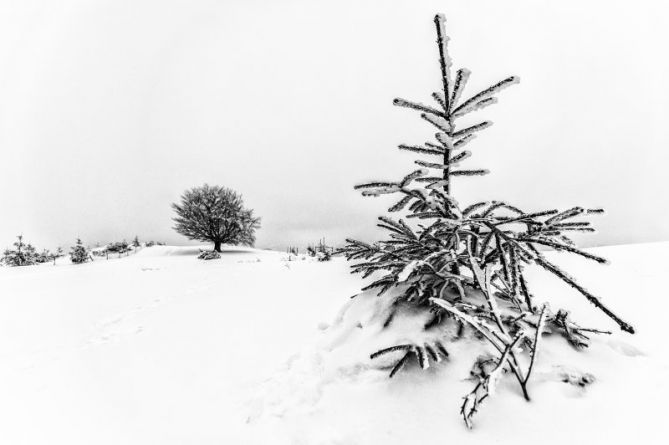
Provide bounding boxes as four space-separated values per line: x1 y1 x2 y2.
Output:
0 242 666 444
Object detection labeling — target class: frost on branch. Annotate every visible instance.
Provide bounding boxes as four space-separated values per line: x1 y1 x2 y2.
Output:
338 12 634 428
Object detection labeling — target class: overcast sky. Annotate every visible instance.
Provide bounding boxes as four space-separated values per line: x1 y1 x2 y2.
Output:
0 0 667 251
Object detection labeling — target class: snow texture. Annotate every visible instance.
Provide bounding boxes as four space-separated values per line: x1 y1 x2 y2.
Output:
0 242 666 444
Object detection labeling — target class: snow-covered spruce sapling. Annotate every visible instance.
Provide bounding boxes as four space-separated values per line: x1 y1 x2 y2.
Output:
307 238 334 261
2 235 39 267
339 14 635 428
70 238 91 264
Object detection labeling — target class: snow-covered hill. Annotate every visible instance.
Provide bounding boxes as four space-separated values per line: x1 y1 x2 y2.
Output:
0 243 666 444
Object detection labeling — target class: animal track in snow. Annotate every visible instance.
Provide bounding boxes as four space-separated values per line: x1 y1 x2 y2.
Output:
606 338 644 357
534 365 596 398
85 298 166 345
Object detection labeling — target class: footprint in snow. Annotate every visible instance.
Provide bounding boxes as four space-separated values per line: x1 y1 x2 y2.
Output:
606 338 645 357
246 350 327 422
535 365 596 398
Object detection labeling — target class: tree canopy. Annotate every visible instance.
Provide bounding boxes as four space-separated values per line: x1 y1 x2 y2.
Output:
172 184 260 252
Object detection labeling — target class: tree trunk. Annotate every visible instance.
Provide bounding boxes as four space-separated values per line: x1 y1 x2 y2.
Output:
214 241 222 252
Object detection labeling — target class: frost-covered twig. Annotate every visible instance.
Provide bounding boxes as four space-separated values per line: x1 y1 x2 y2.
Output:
370 341 449 377
524 304 548 385
461 331 524 428
532 255 634 333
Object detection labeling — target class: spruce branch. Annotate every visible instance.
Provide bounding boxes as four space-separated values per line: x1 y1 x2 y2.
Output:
432 91 447 110
452 97 498 118
531 255 635 333
545 206 584 225
448 150 472 165
434 14 453 112
524 304 548 385
452 121 493 139
462 201 489 217
453 134 477 149
450 169 489 176
398 144 444 155
460 331 525 429
393 98 445 117
421 113 452 132
517 236 608 264
450 68 471 109
451 76 519 117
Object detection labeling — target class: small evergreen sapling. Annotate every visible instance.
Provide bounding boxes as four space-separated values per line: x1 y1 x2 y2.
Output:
34 249 53 264
307 238 333 261
2 235 38 267
70 238 91 264
52 247 64 265
340 14 635 428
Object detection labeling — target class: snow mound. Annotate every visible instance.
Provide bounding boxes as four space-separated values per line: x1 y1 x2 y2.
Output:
247 243 667 444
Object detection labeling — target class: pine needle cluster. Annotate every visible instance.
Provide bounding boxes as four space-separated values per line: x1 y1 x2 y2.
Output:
339 14 634 428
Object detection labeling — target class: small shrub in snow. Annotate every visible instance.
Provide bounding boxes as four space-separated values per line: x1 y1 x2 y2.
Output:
51 247 64 265
70 238 91 264
339 14 634 428
91 249 107 257
198 250 221 260
34 249 54 264
308 238 333 261
106 240 130 254
2 235 38 266
316 251 332 262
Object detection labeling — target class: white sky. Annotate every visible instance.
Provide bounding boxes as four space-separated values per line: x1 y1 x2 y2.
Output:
0 0 667 250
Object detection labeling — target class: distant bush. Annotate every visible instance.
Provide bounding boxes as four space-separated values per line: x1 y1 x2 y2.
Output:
307 238 333 262
198 250 221 260
106 240 130 253
317 250 332 262
51 247 65 265
70 238 91 264
2 235 38 266
34 249 54 264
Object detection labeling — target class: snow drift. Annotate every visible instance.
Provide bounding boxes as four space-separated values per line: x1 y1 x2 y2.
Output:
0 243 665 444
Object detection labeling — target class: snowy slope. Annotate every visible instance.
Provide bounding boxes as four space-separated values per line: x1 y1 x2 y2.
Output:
0 243 666 444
